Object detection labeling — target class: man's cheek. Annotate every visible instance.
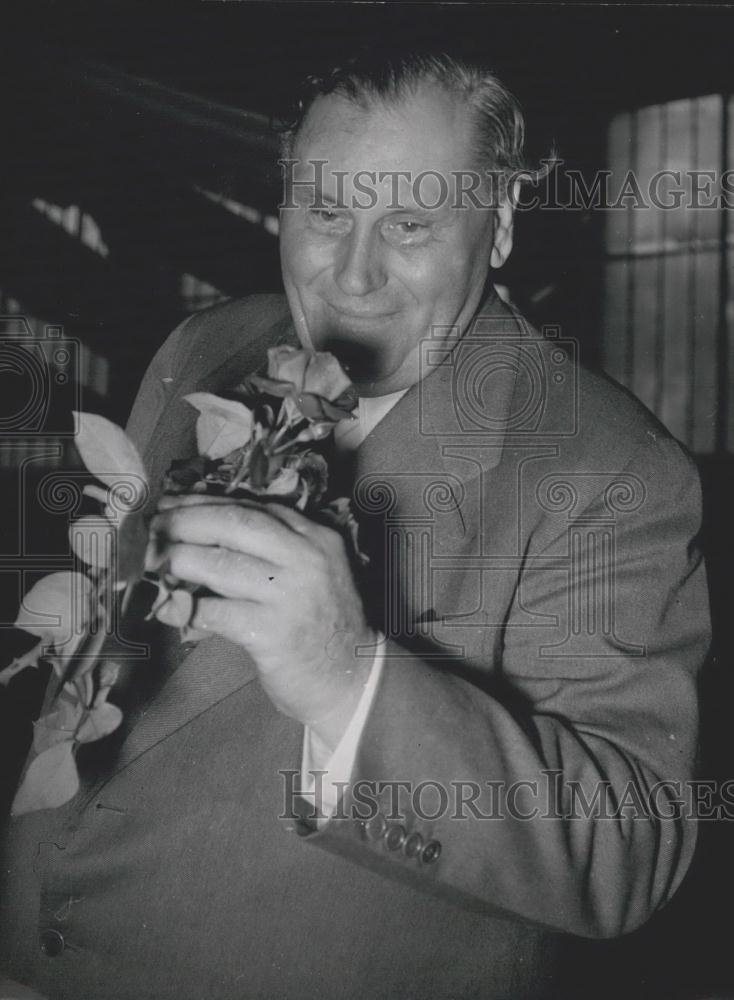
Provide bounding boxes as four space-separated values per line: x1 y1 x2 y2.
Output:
293 239 336 283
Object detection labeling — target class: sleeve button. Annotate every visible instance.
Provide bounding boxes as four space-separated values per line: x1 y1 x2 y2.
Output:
361 813 387 841
421 839 442 864
403 832 424 858
384 824 406 851
39 929 65 957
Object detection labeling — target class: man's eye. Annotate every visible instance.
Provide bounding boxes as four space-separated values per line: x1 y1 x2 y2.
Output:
307 209 350 233
383 218 431 246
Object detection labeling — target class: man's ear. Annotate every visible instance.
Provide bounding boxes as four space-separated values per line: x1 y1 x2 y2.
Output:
490 180 519 269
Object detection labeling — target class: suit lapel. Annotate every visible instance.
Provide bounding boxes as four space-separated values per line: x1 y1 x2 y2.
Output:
348 290 529 637
352 288 527 498
112 634 258 772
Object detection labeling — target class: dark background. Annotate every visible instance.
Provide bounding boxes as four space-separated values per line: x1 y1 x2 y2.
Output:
0 4 732 997
2 1 733 411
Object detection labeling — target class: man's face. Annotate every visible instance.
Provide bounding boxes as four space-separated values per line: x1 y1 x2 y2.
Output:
279 83 514 396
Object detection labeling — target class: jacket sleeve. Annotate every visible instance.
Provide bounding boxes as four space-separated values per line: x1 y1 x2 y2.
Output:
296 434 710 939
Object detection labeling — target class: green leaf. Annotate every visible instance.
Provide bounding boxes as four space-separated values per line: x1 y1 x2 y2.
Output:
295 452 329 507
0 639 44 686
116 510 149 589
249 440 269 489
295 393 354 423
253 402 276 429
94 660 121 709
94 660 120 708
157 588 195 629
11 742 80 816
162 455 208 494
63 671 94 711
60 618 108 692
69 515 114 571
265 451 285 481
77 702 123 743
184 393 253 460
83 483 108 505
293 422 336 444
145 576 172 621
319 497 369 567
73 412 148 507
243 373 295 399
15 572 95 653
98 659 121 689
148 582 195 630
33 698 84 754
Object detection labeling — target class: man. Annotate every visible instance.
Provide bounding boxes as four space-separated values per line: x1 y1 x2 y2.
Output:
0 50 710 999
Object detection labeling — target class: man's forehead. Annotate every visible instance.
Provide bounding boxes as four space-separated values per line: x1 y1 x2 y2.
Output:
291 83 477 179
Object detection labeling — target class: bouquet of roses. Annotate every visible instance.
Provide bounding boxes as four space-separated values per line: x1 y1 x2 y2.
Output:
1 346 364 816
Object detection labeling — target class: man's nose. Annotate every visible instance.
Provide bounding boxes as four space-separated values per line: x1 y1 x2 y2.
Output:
333 227 387 297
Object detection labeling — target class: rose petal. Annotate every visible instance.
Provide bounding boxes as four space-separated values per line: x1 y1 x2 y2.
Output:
246 374 295 399
154 588 195 629
264 467 300 496
184 393 253 460
267 345 309 389
303 352 353 401
296 393 355 423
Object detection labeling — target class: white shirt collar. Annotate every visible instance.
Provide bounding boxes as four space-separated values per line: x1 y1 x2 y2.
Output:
333 387 410 454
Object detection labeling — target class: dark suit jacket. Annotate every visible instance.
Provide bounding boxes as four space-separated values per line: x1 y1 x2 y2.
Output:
0 292 710 999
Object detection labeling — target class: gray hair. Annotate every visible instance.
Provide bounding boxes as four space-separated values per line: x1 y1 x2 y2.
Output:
278 49 537 180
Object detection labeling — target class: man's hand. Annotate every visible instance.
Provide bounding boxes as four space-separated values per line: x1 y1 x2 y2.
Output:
147 495 376 752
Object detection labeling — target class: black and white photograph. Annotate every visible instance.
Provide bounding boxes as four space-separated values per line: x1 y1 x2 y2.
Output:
0 3 731 997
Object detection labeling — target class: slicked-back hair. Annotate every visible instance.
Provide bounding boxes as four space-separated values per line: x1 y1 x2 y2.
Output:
278 48 532 179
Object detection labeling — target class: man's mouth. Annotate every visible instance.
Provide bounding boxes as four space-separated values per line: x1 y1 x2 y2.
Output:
327 303 398 324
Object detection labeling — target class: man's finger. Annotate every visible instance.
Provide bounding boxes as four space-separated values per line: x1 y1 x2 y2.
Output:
162 543 279 601
260 501 315 534
190 595 268 648
157 494 264 511
158 494 319 542
155 496 331 552
150 503 305 565
263 501 339 552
